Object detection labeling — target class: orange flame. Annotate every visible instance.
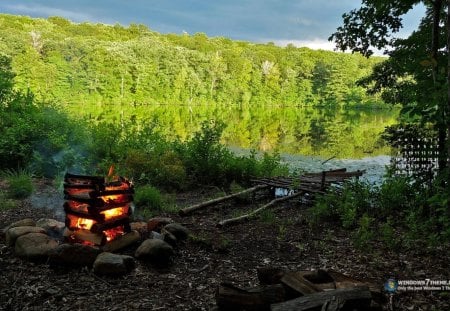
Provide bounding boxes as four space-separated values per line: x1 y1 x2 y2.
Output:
100 206 129 221
107 165 115 179
66 214 96 230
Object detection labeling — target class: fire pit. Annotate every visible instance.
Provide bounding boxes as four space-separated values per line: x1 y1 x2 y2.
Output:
63 172 134 246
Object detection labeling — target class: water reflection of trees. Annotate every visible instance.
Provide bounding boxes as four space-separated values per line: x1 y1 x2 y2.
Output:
83 105 397 159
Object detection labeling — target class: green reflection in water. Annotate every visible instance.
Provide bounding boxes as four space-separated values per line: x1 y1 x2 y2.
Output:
78 104 398 159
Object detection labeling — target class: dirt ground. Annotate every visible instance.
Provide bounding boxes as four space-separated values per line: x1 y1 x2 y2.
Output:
0 179 449 310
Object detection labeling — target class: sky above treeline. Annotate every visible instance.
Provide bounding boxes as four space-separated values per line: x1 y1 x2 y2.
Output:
0 0 425 52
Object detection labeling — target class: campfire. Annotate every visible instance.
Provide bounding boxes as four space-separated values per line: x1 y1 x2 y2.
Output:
63 169 134 246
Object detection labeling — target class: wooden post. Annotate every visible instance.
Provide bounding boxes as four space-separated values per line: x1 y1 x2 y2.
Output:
321 171 326 191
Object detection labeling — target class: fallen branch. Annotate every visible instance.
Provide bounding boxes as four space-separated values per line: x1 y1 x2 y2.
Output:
179 184 268 216
217 191 304 227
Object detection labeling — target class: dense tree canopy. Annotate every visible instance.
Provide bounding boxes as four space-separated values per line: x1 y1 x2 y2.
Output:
0 14 383 108
330 0 450 172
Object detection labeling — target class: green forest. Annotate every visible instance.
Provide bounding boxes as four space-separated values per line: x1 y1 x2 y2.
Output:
0 3 450 309
0 7 448 266
0 14 383 109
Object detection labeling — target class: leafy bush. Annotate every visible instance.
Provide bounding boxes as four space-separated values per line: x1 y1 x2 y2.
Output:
180 120 231 186
379 218 399 249
124 149 187 190
309 180 373 229
176 121 288 188
134 185 163 211
310 171 450 249
3 168 34 199
377 175 416 218
352 213 374 249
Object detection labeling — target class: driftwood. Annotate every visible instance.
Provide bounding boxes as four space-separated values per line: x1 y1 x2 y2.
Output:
217 191 304 227
270 286 372 311
216 282 286 311
179 184 269 216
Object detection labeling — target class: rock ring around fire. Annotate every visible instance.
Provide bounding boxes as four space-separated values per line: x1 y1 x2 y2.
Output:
2 218 190 276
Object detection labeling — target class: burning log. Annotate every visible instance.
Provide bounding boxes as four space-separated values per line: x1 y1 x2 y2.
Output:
63 172 134 247
102 230 141 252
90 219 130 234
64 229 106 245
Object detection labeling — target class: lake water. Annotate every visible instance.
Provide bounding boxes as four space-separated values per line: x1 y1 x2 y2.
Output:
79 104 398 182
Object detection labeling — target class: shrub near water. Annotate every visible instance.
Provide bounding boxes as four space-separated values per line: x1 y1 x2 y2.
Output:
309 174 450 248
177 120 288 187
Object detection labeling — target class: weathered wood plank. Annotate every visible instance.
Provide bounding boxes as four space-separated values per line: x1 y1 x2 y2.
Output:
270 286 372 311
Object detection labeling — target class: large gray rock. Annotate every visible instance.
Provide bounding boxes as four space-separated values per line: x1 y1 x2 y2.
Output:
6 226 46 246
93 252 135 275
36 218 65 240
48 243 101 267
2 218 36 235
15 233 59 259
162 223 190 240
135 239 174 266
36 218 65 232
149 231 163 240
161 230 177 247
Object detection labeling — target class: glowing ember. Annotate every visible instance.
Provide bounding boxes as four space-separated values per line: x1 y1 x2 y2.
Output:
101 193 129 204
65 201 90 214
104 226 125 242
105 181 132 191
77 218 94 230
100 206 129 221
64 171 133 246
66 188 92 199
66 214 96 230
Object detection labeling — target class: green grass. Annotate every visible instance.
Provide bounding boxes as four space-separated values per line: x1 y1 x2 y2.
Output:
0 190 17 210
133 185 179 220
2 168 34 199
259 209 276 224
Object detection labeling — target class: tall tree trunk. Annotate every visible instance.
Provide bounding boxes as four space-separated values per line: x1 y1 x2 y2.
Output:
432 0 446 172
447 0 450 172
